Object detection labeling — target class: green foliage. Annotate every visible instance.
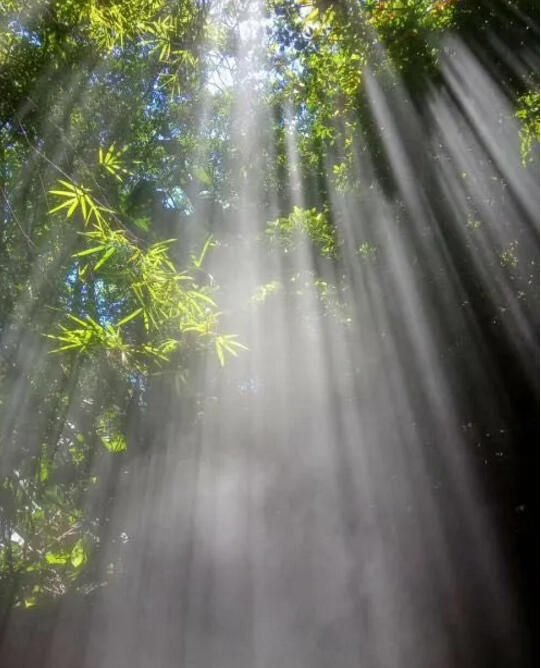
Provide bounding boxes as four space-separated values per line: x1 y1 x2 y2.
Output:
268 0 457 168
98 144 130 182
70 539 87 568
49 181 110 227
47 157 239 373
0 452 92 607
0 0 238 610
249 281 283 305
515 90 540 165
332 158 358 192
97 407 127 453
364 0 456 67
313 277 351 323
266 206 338 257
214 335 248 367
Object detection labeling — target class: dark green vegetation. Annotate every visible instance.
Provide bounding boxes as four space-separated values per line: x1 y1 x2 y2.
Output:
0 0 538 663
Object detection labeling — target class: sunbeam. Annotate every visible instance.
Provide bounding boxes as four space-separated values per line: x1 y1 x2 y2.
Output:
0 1 538 667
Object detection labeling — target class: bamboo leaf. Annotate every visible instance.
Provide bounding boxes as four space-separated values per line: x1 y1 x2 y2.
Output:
48 200 73 214
70 539 86 568
93 246 116 271
73 245 106 257
66 314 90 327
116 308 143 327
